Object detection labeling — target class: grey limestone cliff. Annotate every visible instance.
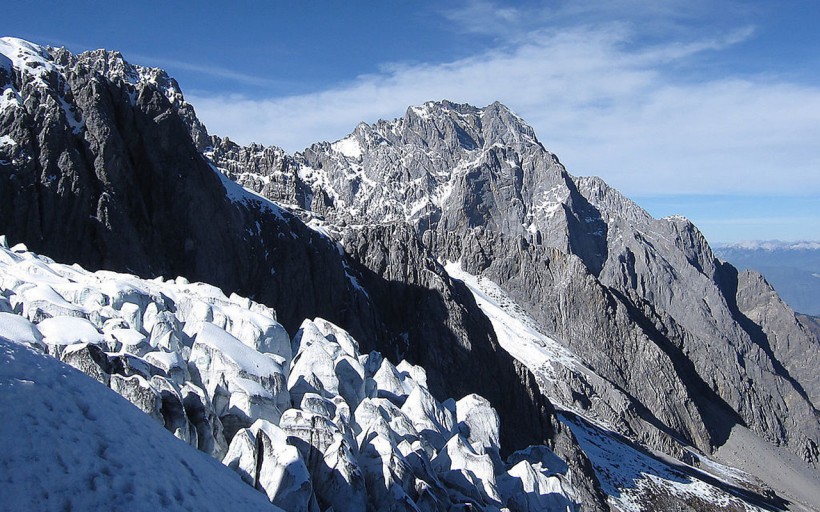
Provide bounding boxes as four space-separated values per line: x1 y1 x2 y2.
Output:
208 98 819 498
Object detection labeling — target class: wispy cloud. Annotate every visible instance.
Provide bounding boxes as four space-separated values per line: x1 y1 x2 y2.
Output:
186 10 820 198
127 54 287 88
11 35 290 89
441 0 524 35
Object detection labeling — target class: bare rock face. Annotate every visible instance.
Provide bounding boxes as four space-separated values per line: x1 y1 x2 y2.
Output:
205 137 310 209
341 223 555 457
222 98 819 472
205 95 818 508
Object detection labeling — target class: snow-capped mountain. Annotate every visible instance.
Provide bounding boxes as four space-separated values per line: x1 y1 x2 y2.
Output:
716 241 820 252
1 36 819 511
209 102 820 509
211 99 819 469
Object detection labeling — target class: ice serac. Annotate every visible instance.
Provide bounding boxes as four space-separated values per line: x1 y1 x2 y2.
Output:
1 241 596 511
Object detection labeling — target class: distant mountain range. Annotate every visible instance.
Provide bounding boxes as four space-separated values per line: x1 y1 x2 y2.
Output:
714 241 820 316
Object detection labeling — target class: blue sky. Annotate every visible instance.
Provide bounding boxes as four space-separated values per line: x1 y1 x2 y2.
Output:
2 0 819 243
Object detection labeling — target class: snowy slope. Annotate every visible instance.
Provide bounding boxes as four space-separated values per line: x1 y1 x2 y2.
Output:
0 337 278 512
443 261 793 511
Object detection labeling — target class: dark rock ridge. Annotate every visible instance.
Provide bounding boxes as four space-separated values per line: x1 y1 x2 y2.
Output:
0 37 562 488
0 40 376 341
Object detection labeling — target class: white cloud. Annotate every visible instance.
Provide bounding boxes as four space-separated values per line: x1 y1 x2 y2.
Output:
187 23 820 196
440 0 524 35
128 54 286 88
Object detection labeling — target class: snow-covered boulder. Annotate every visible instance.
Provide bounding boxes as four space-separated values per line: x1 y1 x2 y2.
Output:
290 318 368 410
373 357 408 404
399 441 452 508
17 282 87 321
179 297 215 339
0 312 43 350
223 427 258 487
397 360 428 389
107 352 164 380
110 373 164 425
106 327 150 356
145 350 190 385
300 392 337 419
506 445 569 476
292 319 333 356
432 435 501 506
60 343 110 385
354 397 423 451
279 408 343 461
313 318 360 359
147 310 185 352
497 460 574 512
335 354 366 409
181 382 228 459
222 377 287 440
37 316 103 357
97 276 154 312
221 303 291 367
357 430 418 512
288 335 339 403
119 301 145 334
149 375 196 445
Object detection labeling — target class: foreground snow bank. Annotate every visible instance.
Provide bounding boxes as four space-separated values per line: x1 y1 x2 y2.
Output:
0 337 278 512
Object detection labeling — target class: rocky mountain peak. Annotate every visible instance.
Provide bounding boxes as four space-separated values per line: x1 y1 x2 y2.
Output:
279 100 568 234
0 37 58 83
386 99 542 154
